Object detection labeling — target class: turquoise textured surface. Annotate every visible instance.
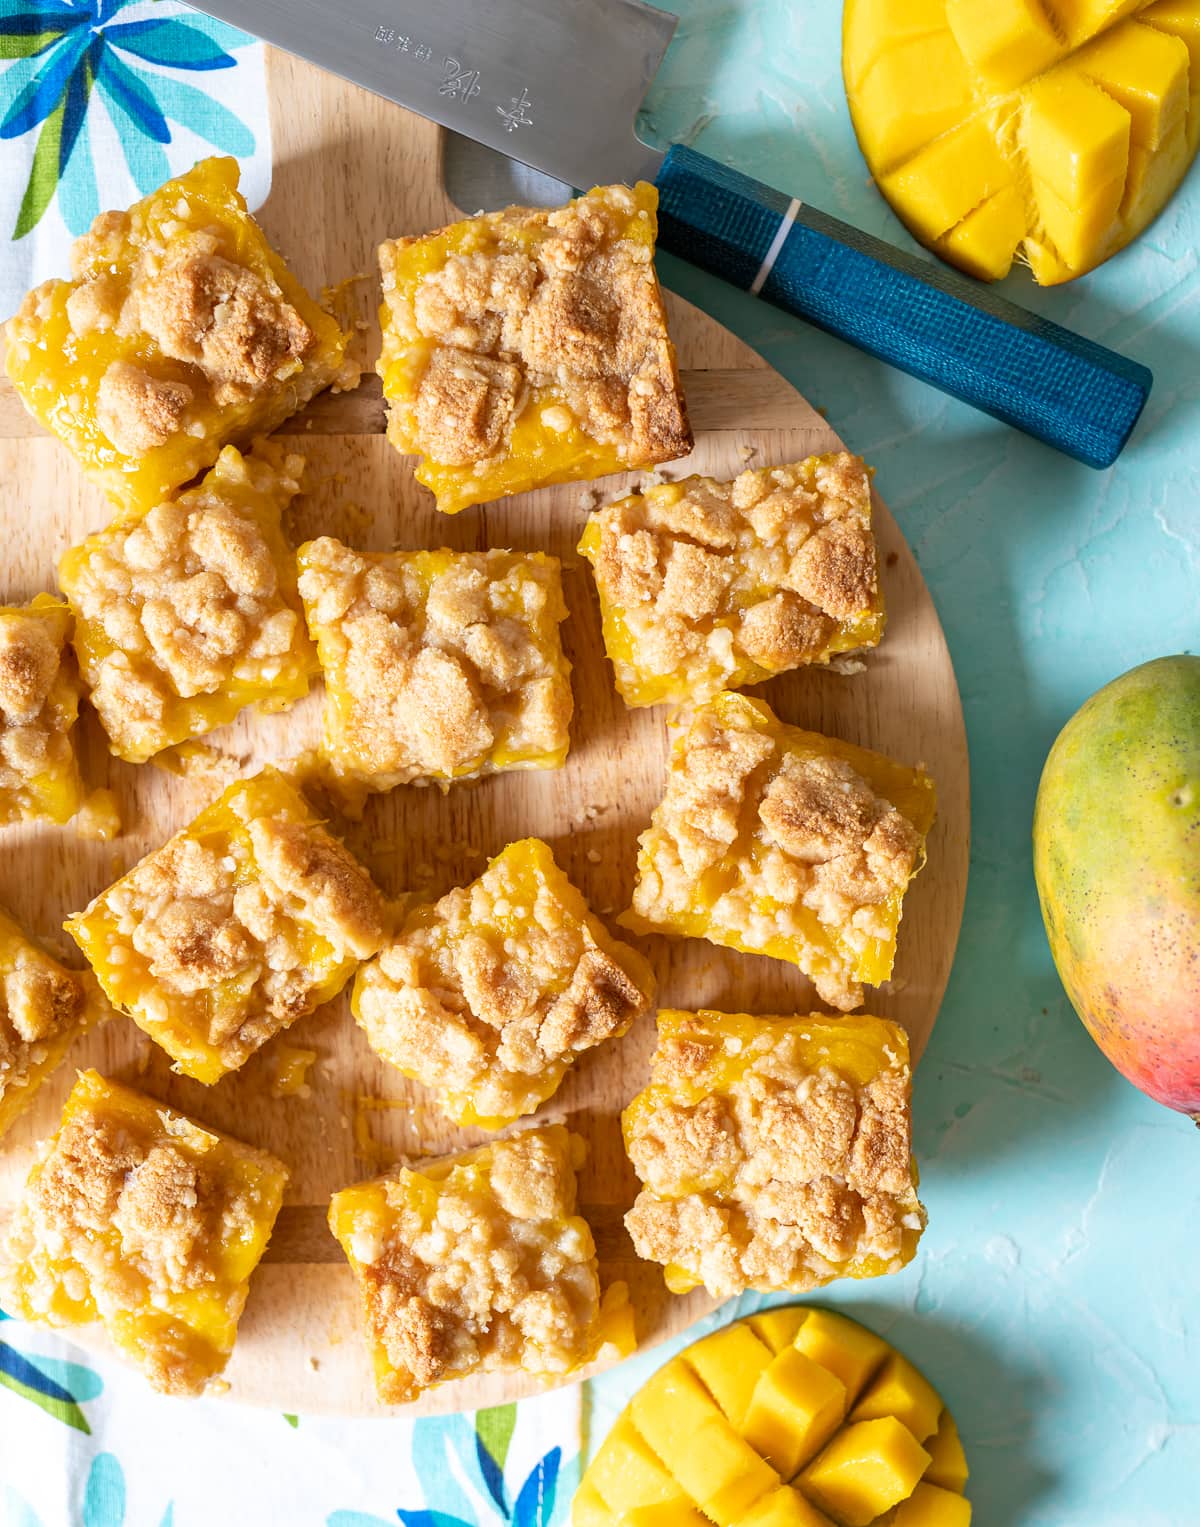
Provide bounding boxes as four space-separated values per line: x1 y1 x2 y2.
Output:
586 3 1199 1523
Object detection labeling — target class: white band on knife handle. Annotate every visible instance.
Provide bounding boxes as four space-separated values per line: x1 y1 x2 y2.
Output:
749 197 802 295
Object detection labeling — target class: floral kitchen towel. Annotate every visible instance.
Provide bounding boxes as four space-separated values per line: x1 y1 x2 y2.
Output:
0 1309 584 1527
0 0 271 320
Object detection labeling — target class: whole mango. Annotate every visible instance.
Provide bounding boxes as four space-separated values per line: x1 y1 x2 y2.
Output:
1034 656 1200 1119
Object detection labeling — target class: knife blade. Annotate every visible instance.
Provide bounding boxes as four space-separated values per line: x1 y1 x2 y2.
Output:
185 0 1152 468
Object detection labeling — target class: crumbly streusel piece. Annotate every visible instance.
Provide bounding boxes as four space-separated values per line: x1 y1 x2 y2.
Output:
297 538 573 801
622 691 935 1011
377 182 692 513
66 768 387 1083
0 596 85 827
353 838 656 1128
0 906 102 1138
329 1125 633 1403
579 453 885 707
2 1069 287 1395
622 1009 926 1297
60 444 317 763
4 157 353 512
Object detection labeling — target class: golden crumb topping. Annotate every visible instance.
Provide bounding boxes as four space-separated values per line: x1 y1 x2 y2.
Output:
353 838 654 1127
61 447 313 761
580 453 883 706
330 1126 606 1403
622 1011 925 1298
626 693 929 1010
378 183 691 492
0 911 89 1132
2 1070 287 1395
68 771 387 1080
297 539 572 794
0 600 84 826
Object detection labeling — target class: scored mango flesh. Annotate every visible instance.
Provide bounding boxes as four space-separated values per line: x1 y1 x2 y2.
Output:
574 1307 970 1527
843 0 1200 282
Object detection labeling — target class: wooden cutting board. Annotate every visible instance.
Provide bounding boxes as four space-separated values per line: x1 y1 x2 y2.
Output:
0 51 969 1416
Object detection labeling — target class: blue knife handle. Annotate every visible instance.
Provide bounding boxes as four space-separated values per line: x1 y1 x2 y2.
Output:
653 144 1151 469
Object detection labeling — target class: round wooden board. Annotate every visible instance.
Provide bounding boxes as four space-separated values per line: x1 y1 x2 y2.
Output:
0 55 969 1416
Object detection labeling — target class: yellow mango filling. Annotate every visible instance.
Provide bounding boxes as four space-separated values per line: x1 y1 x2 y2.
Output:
352 837 655 1128
60 444 317 763
578 453 884 709
1 1070 287 1396
843 0 1200 283
328 1124 634 1404
622 1009 927 1298
66 768 387 1083
0 906 103 1138
573 1308 969 1527
621 692 935 1011
4 157 352 510
297 540 573 802
376 182 691 514
0 595 86 827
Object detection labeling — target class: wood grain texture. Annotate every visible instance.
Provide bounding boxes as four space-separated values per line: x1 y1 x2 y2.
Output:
0 53 969 1416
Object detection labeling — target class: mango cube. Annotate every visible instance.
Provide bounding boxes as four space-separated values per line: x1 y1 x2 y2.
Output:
850 1353 943 1443
744 1348 848 1478
574 1483 611 1527
624 1506 714 1527
923 1412 970 1494
794 1310 890 1406
945 0 1063 87
1055 0 1151 43
735 1487 836 1527
590 1416 689 1509
851 35 974 171
935 187 1028 280
881 119 1015 240
891 1483 973 1526
1023 74 1132 206
749 1307 811 1354
1142 1 1200 81
687 1323 776 1427
798 1419 931 1527
1075 20 1190 147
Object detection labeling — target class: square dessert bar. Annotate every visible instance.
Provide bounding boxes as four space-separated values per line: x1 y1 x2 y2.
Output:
622 692 936 1011
60 444 318 763
66 768 387 1083
352 837 656 1128
0 595 85 826
622 1009 926 1297
579 453 885 708
376 181 692 513
297 539 573 799
5 157 352 511
3 1069 287 1396
0 906 102 1138
328 1124 634 1404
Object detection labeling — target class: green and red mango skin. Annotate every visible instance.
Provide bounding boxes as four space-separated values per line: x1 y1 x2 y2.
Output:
1034 655 1200 1119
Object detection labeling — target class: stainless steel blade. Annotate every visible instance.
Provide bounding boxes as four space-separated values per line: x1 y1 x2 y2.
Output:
186 0 675 187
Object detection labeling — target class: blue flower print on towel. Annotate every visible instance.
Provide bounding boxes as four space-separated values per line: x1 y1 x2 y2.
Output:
0 0 256 239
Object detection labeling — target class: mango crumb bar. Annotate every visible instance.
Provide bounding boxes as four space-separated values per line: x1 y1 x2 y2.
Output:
2 1069 287 1396
0 595 85 827
329 1124 634 1404
579 453 884 708
352 837 656 1128
622 1009 926 1297
621 691 935 1010
376 182 692 513
0 906 103 1139
297 539 573 799
66 768 387 1084
60 444 317 763
5 156 353 510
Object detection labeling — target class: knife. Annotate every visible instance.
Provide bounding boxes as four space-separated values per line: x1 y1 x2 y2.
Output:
185 0 1151 469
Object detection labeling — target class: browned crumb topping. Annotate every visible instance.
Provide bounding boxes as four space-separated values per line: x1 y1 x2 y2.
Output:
348 1129 601 1399
0 610 78 811
64 450 308 758
297 539 572 789
103 807 385 1055
354 841 654 1123
96 363 193 456
624 1017 922 1296
587 454 878 695
381 185 691 469
0 948 86 1104
629 702 922 1009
